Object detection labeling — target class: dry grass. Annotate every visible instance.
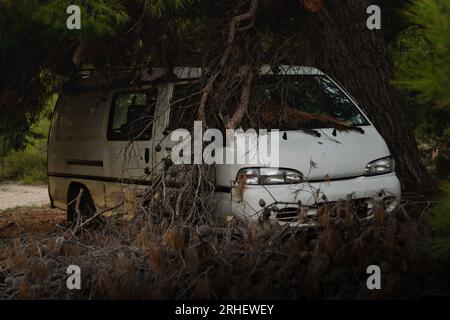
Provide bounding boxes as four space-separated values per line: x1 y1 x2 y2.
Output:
0 207 65 237
1 199 448 300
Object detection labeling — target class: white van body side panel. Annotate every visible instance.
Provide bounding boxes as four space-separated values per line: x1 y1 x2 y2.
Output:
48 92 110 210
48 176 70 210
49 83 172 211
48 176 106 210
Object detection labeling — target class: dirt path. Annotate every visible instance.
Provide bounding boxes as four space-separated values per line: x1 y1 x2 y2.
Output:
0 184 50 211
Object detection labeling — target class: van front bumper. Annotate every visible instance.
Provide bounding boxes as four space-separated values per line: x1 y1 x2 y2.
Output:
218 172 401 226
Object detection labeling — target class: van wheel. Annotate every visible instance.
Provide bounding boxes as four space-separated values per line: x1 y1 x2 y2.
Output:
67 185 96 225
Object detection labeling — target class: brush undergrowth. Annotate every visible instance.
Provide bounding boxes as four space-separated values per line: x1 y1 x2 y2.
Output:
1 200 448 300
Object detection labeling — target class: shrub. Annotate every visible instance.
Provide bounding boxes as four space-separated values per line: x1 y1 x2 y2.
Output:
427 183 450 257
0 101 51 184
0 143 47 184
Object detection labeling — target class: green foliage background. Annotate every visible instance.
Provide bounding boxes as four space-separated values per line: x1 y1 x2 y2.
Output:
394 0 450 110
0 96 55 184
393 0 450 178
393 0 450 257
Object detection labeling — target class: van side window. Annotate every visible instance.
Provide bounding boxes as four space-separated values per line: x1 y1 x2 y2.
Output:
108 89 158 141
169 82 201 131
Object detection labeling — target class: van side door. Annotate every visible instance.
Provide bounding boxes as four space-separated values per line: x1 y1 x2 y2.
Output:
103 87 160 205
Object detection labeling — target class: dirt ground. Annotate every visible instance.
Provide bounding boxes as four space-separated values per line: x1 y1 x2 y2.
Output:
0 184 50 211
0 184 63 237
0 206 65 237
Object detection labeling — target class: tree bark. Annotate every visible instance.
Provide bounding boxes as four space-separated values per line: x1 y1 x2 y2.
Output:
197 0 258 126
226 70 254 129
309 0 428 191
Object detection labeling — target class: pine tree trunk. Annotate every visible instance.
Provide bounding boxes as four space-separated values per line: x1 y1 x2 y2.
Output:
310 0 428 191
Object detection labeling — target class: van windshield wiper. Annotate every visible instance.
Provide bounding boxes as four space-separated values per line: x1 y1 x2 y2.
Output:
348 125 365 134
289 128 321 138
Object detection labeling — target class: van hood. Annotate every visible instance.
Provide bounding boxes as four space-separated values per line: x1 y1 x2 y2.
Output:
215 126 392 186
273 126 391 181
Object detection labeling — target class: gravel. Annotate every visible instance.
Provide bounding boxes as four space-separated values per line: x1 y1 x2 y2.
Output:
0 184 49 211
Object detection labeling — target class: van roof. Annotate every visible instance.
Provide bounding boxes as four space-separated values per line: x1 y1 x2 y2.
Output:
156 65 324 80
63 65 325 93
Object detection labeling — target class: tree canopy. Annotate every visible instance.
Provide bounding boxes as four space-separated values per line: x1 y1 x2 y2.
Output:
1 0 445 189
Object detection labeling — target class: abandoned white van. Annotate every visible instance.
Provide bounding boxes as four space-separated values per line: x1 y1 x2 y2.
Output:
48 66 401 225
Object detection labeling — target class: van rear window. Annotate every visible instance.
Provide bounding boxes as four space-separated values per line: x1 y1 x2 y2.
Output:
108 89 158 141
58 94 106 141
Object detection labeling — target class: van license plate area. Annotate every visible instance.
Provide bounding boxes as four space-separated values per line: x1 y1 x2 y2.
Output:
354 200 369 218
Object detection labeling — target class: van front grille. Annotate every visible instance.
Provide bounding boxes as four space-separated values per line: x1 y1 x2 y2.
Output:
275 207 299 222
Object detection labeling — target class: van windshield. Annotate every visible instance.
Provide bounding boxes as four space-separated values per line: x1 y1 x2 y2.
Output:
246 75 369 130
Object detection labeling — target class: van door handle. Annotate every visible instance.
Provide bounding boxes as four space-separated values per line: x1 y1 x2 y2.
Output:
144 148 150 163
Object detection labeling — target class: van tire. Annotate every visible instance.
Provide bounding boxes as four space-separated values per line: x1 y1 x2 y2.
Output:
67 184 96 224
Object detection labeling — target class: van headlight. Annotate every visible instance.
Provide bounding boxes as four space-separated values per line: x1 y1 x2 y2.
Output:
236 168 304 185
365 156 395 176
